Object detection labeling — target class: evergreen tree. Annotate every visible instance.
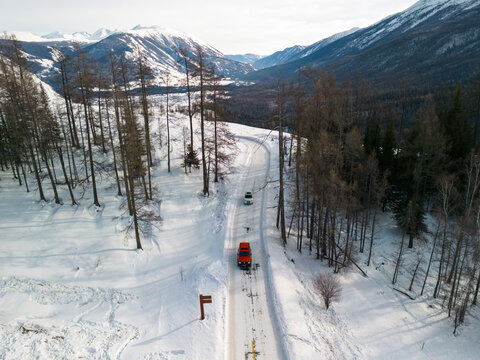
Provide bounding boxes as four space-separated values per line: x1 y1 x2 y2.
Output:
379 119 396 175
392 95 445 247
364 114 381 155
442 85 471 168
182 144 200 170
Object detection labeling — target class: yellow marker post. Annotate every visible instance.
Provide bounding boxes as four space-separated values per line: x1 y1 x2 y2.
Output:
251 339 256 360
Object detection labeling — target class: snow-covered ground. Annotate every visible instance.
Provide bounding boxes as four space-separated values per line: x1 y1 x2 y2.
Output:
1 99 479 359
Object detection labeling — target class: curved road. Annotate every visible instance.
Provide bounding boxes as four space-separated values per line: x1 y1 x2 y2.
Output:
225 137 285 360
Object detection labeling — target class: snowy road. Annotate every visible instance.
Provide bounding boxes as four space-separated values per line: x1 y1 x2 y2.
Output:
225 137 285 360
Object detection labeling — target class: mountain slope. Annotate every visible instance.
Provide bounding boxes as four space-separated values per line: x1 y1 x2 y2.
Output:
252 27 359 70
244 0 480 87
84 25 253 82
0 25 253 91
226 53 263 65
295 27 360 59
253 45 306 69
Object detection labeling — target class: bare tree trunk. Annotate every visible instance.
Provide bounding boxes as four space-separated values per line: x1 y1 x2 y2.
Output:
128 174 142 250
28 143 46 201
165 75 171 173
43 151 60 204
448 258 460 316
451 246 468 315
198 54 208 196
278 82 287 246
106 101 122 196
448 228 464 284
213 94 219 183
422 221 440 295
97 93 106 153
298 196 305 252
472 268 480 305
57 145 77 205
367 208 377 266
109 52 133 214
434 230 447 298
62 124 75 186
78 109 89 182
59 58 79 147
393 231 406 285
20 163 29 192
81 86 100 207
137 53 153 199
409 257 422 291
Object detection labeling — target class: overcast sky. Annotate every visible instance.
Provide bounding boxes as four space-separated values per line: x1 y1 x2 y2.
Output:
2 0 418 55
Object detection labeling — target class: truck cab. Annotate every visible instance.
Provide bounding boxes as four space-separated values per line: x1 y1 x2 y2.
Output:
237 242 252 269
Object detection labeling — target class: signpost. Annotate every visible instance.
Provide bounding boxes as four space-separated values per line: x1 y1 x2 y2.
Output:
199 294 212 320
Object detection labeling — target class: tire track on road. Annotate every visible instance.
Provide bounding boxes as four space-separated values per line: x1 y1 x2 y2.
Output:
226 137 286 360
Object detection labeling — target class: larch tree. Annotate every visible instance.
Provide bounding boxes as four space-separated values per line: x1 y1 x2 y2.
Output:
74 44 100 207
135 48 153 200
177 46 195 150
207 66 236 183
193 45 210 196
276 74 287 246
164 73 171 173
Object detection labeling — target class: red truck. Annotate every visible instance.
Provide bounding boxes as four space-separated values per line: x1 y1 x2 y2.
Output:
237 242 252 269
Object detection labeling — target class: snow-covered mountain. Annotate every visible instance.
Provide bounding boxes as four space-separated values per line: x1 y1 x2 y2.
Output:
88 28 120 41
245 0 480 87
333 0 480 55
6 28 119 43
296 27 360 59
12 28 119 43
252 28 360 69
83 25 253 82
42 31 92 42
252 45 306 69
0 25 253 90
226 53 263 66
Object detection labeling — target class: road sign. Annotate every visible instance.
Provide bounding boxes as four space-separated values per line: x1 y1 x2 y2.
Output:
199 294 212 320
200 295 212 303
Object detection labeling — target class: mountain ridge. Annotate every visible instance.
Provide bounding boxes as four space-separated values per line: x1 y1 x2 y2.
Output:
242 0 480 87
0 25 253 89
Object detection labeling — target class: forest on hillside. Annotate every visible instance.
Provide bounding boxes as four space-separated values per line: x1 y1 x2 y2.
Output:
272 68 480 332
0 36 235 249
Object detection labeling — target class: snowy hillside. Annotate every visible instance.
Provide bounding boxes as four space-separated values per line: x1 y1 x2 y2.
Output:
252 45 306 69
346 0 480 51
297 27 360 58
226 54 263 66
244 0 480 87
252 27 359 69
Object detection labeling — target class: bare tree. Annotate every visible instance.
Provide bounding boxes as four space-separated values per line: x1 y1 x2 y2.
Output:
276 74 287 246
164 73 171 173
74 44 100 207
177 46 195 150
135 48 153 199
193 45 210 196
313 272 342 309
